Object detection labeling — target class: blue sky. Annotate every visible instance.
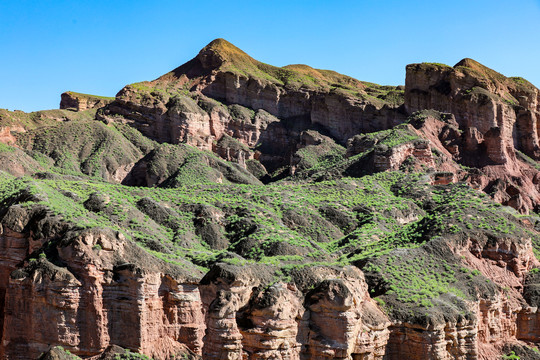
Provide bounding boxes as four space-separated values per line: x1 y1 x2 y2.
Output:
1 0 539 112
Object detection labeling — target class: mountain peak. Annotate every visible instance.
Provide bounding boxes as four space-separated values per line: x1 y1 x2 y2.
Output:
201 38 244 55
454 58 507 84
197 38 256 70
454 57 482 69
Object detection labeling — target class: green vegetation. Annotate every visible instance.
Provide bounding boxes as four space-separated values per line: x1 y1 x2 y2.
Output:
288 125 423 181
16 121 143 178
2 162 536 305
502 351 520 360
112 348 153 360
2 100 538 323
2 46 540 341
516 150 540 171
422 62 451 68
0 108 97 129
64 91 115 101
292 132 347 176
365 255 468 307
363 125 420 148
0 142 15 152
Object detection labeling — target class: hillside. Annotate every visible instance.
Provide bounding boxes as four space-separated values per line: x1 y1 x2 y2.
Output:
0 39 540 360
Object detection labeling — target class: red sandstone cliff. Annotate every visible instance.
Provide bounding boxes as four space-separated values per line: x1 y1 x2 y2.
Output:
0 201 393 359
405 60 540 213
2 40 540 359
97 39 406 173
0 195 539 359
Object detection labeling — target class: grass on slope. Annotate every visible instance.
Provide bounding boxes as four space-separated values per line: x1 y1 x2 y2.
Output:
63 91 115 101
16 121 143 178
2 170 537 285
0 108 97 129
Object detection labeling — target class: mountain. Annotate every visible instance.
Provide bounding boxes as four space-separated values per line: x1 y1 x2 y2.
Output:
0 39 540 359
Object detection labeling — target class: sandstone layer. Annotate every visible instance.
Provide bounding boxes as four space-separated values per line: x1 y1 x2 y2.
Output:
0 201 394 359
405 61 540 213
60 92 114 112
97 39 406 173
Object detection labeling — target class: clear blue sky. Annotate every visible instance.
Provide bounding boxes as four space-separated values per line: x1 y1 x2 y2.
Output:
1 0 539 112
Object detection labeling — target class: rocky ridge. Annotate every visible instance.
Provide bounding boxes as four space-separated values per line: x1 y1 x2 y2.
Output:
0 39 539 359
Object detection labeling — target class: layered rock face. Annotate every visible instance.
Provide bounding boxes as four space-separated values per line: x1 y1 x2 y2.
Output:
199 264 390 360
191 41 405 141
0 204 205 360
375 233 540 360
95 41 540 214
60 92 114 112
5 201 539 359
3 39 540 360
460 234 540 359
101 91 293 172
372 138 434 172
0 203 394 360
197 72 404 143
0 126 21 145
405 60 540 162
405 60 540 213
98 39 406 173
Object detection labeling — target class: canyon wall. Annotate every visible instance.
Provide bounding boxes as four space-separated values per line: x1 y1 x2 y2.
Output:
405 61 540 213
0 201 539 359
0 203 394 359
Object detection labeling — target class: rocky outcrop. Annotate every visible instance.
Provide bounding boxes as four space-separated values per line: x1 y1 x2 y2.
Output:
376 232 540 360
372 139 434 172
60 92 114 112
100 93 291 172
0 126 23 145
416 110 540 213
304 277 390 359
1 179 540 360
456 234 540 359
289 130 346 176
0 199 395 360
95 40 540 214
97 39 406 173
345 124 438 175
0 203 204 360
199 264 390 360
120 142 262 188
385 319 478 360
198 72 405 143
5 39 540 360
405 61 540 213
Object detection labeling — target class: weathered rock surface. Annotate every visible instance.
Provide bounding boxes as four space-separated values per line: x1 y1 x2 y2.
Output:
60 92 114 112
0 203 394 360
366 232 540 360
95 41 540 215
98 39 406 174
0 204 204 360
199 264 390 360
405 61 540 213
